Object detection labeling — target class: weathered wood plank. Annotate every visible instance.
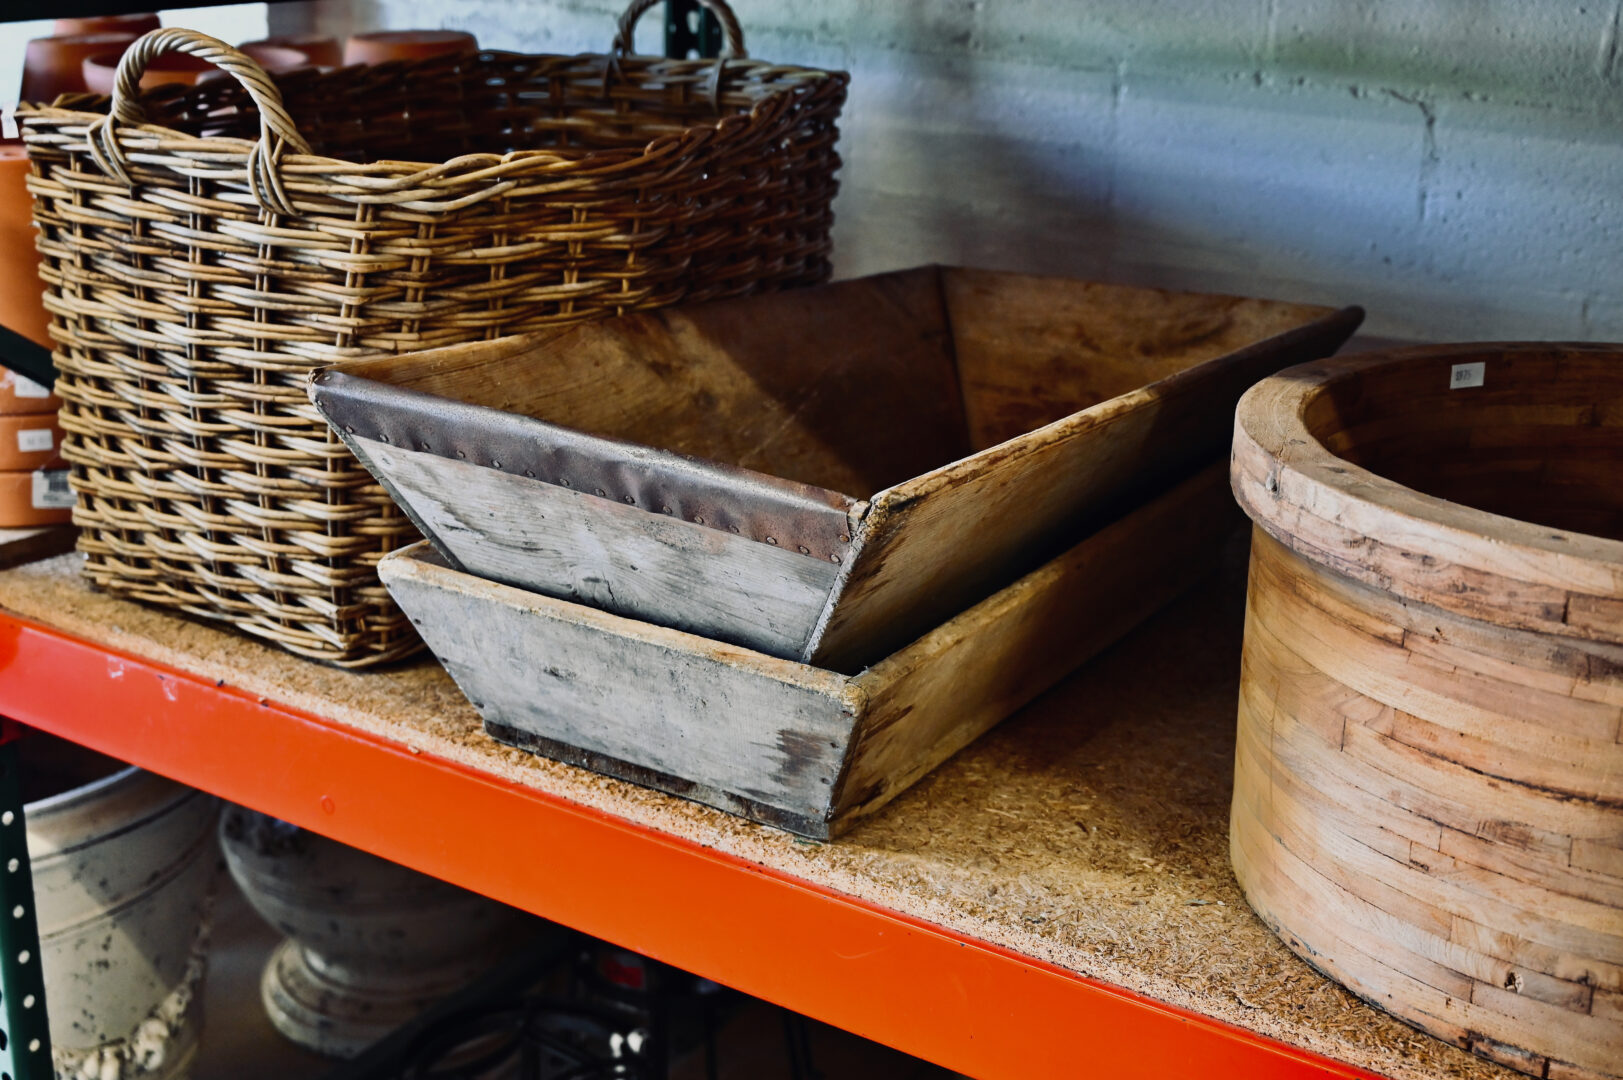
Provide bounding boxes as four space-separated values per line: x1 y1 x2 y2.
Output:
379 544 861 826
318 268 1358 672
358 438 842 658
326 268 968 498
379 465 1240 840
809 303 1361 671
945 267 1353 450
833 463 1238 826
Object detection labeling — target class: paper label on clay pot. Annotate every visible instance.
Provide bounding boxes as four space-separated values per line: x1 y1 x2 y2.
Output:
31 469 73 509
17 429 53 453
11 375 50 399
1449 361 1485 389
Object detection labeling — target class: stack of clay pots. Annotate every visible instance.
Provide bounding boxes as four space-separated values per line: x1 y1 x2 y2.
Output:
0 364 68 528
4 19 480 530
17 16 482 108
18 15 154 105
0 145 67 529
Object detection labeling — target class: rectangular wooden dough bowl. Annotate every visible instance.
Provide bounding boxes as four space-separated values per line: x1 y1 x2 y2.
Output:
315 265 1361 673
379 464 1239 837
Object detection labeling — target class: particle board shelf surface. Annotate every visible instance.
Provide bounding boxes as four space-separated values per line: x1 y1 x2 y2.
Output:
0 548 1521 1080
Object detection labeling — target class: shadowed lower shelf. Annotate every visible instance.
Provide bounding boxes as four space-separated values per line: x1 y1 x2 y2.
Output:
0 539 1521 1080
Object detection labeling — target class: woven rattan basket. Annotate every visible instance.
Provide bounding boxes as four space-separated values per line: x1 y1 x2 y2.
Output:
18 2 846 665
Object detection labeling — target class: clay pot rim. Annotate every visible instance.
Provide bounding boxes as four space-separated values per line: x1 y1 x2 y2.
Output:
346 29 477 44
342 29 479 65
28 771 209 866
53 14 160 35
26 30 142 49
1232 342 1623 643
25 762 140 814
83 49 220 73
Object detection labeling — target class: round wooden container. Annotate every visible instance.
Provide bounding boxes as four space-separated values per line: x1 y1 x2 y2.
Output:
1230 343 1623 1080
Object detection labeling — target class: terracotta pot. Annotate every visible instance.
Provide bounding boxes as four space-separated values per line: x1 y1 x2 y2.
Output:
342 29 478 66
0 413 65 470
0 467 73 526
20 32 139 104
0 369 59 416
24 733 219 1080
0 142 52 353
53 13 160 37
220 806 530 1057
83 48 217 96
239 35 343 69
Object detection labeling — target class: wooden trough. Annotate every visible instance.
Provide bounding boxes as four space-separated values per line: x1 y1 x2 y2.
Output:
380 464 1239 838
313 266 1361 673
1230 343 1623 1080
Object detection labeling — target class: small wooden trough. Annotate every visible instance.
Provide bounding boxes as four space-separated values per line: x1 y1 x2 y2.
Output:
1230 343 1623 1080
313 266 1361 673
381 464 1239 838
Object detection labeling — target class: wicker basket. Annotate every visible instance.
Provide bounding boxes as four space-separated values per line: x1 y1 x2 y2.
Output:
18 2 847 666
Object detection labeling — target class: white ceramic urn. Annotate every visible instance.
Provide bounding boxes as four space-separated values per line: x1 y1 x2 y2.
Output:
219 806 528 1058
27 757 219 1080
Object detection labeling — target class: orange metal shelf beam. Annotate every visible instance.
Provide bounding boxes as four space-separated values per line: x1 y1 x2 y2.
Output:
0 610 1386 1080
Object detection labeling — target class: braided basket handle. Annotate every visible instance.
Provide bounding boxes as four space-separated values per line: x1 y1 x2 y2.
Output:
612 0 749 59
90 28 313 216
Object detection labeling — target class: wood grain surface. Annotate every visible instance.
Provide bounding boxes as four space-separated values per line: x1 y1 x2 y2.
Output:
379 464 1238 837
381 542 860 829
1231 342 1623 1080
324 270 968 499
837 462 1240 826
356 438 843 658
805 274 1360 671
322 266 1360 672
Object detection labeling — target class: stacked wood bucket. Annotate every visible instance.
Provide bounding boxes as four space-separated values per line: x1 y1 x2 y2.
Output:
1229 344 1623 1079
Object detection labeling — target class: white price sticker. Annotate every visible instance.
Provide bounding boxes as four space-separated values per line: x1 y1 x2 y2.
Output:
16 429 53 453
11 375 49 399
31 469 73 510
1449 362 1485 389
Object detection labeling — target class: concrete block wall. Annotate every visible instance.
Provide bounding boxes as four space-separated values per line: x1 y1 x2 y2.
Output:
268 0 1623 340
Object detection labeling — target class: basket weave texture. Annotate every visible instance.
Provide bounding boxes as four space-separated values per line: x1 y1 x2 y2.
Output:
19 9 846 665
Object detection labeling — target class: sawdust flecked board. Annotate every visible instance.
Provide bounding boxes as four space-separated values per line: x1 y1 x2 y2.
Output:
316 265 1361 674
381 464 1239 838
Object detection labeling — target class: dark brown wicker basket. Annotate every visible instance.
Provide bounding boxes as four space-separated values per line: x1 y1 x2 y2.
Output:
18 3 846 665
